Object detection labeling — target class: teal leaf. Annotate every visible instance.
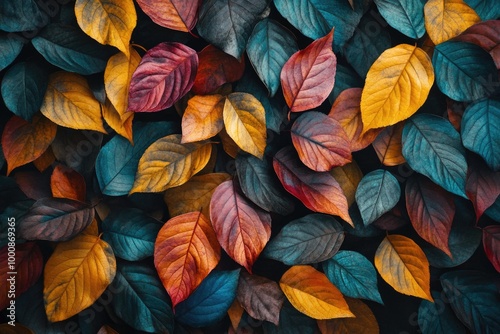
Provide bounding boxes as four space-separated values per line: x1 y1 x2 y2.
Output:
464 0 500 20
461 98 500 171
109 262 174 333
1 62 48 121
344 203 385 238
402 114 468 198
355 169 400 226
235 152 295 215
0 34 24 71
263 214 344 265
373 0 425 39
0 1 49 32
432 41 499 102
418 291 467 334
247 18 298 96
176 269 240 327
262 300 317 334
440 270 500 334
196 0 270 58
328 63 363 103
32 23 116 75
95 122 177 196
101 208 162 261
323 250 383 304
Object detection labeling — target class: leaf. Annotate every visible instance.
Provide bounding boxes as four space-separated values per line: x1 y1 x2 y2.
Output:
223 92 267 158
402 114 468 197
247 18 299 96
375 234 433 301
128 42 198 112
432 41 499 101
372 122 406 166
281 29 336 113
329 161 364 206
322 250 383 304
355 169 400 226
96 121 177 196
136 0 201 32
164 172 231 219
424 0 480 45
329 63 363 103
406 174 455 257
0 242 43 309
1 114 57 175
440 270 500 333
262 299 317 334
317 298 380 334
192 45 245 95
1 62 48 121
176 270 240 327
273 146 352 225
97 326 120 334
181 94 225 143
279 265 354 320
466 159 500 220
210 180 271 272
101 98 134 143
418 291 468 334
0 324 34 334
227 300 245 330
236 271 285 325
0 1 48 32
374 0 425 39
291 111 351 171
154 211 220 307
109 262 174 333
101 208 162 261
328 88 382 152
41 71 105 133
360 44 434 132
263 213 345 265
0 35 24 72
454 20 500 69
235 152 295 215
483 226 500 273
50 164 86 202
32 23 115 75
131 134 212 193
75 0 136 55
18 197 94 242
461 98 500 171
196 0 270 58
44 234 116 322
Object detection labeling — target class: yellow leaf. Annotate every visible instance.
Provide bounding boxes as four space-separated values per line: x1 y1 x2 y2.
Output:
131 134 212 193
318 298 379 334
102 98 134 143
181 94 225 143
41 72 106 133
104 46 141 115
372 122 406 166
374 235 433 301
44 234 116 322
223 92 266 159
279 265 354 320
424 0 480 45
75 0 136 55
360 44 434 133
330 161 364 207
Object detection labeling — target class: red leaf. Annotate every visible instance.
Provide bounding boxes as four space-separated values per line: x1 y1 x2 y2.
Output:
273 146 352 225
128 42 198 112
210 180 271 273
136 0 202 32
192 45 245 95
483 225 500 273
281 29 337 112
466 159 500 220
405 174 455 257
454 20 500 68
446 98 465 131
51 164 86 202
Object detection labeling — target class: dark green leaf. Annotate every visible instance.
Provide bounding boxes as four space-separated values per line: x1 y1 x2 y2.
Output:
418 290 467 334
262 300 317 334
0 1 49 32
0 34 24 71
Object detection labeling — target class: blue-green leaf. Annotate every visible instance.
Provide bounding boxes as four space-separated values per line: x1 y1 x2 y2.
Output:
95 122 177 196
0 1 48 32
402 114 468 198
1 62 48 121
355 169 400 226
176 269 240 327
101 208 162 261
263 214 344 265
374 0 425 39
328 63 363 103
461 98 500 171
418 290 467 334
109 262 174 333
0 34 24 71
464 0 500 20
432 41 499 102
323 250 383 304
262 300 317 334
32 23 115 75
247 18 298 96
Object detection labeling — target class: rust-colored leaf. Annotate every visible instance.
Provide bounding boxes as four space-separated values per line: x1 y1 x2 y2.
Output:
372 122 406 166
317 298 379 334
51 164 86 202
136 0 202 32
181 94 225 143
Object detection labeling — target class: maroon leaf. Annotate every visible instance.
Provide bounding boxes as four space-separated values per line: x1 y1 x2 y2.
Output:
483 225 500 273
454 20 500 68
466 158 500 221
136 0 202 32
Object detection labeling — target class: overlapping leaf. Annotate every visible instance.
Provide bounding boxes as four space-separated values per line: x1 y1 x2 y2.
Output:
418 291 467 334
482 226 500 273
466 159 500 220
317 298 380 334
330 161 363 206
372 122 406 166
181 94 225 143
0 1 48 32
136 0 201 32
50 164 86 201
0 35 24 72
374 0 426 39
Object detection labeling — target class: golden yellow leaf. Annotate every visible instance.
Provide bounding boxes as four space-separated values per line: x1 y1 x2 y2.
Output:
75 0 137 55
424 0 480 45
130 134 212 193
374 235 433 301
44 234 116 322
330 161 364 207
223 92 266 159
102 98 134 143
41 72 106 133
360 44 434 133
181 94 225 143
279 265 354 320
318 298 379 334
372 122 406 166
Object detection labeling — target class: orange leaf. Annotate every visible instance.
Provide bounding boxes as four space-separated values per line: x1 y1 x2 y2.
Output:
51 164 86 202
227 300 245 330
330 161 364 207
181 94 225 143
33 146 55 172
317 298 379 334
136 0 202 32
219 128 240 158
372 122 406 166
2 114 57 175
154 211 220 307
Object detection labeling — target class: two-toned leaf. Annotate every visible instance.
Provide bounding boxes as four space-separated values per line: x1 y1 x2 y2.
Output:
454 20 500 69
330 161 364 206
372 122 406 166
50 164 86 201
317 298 380 334
466 159 500 220
136 0 201 32
181 94 225 143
